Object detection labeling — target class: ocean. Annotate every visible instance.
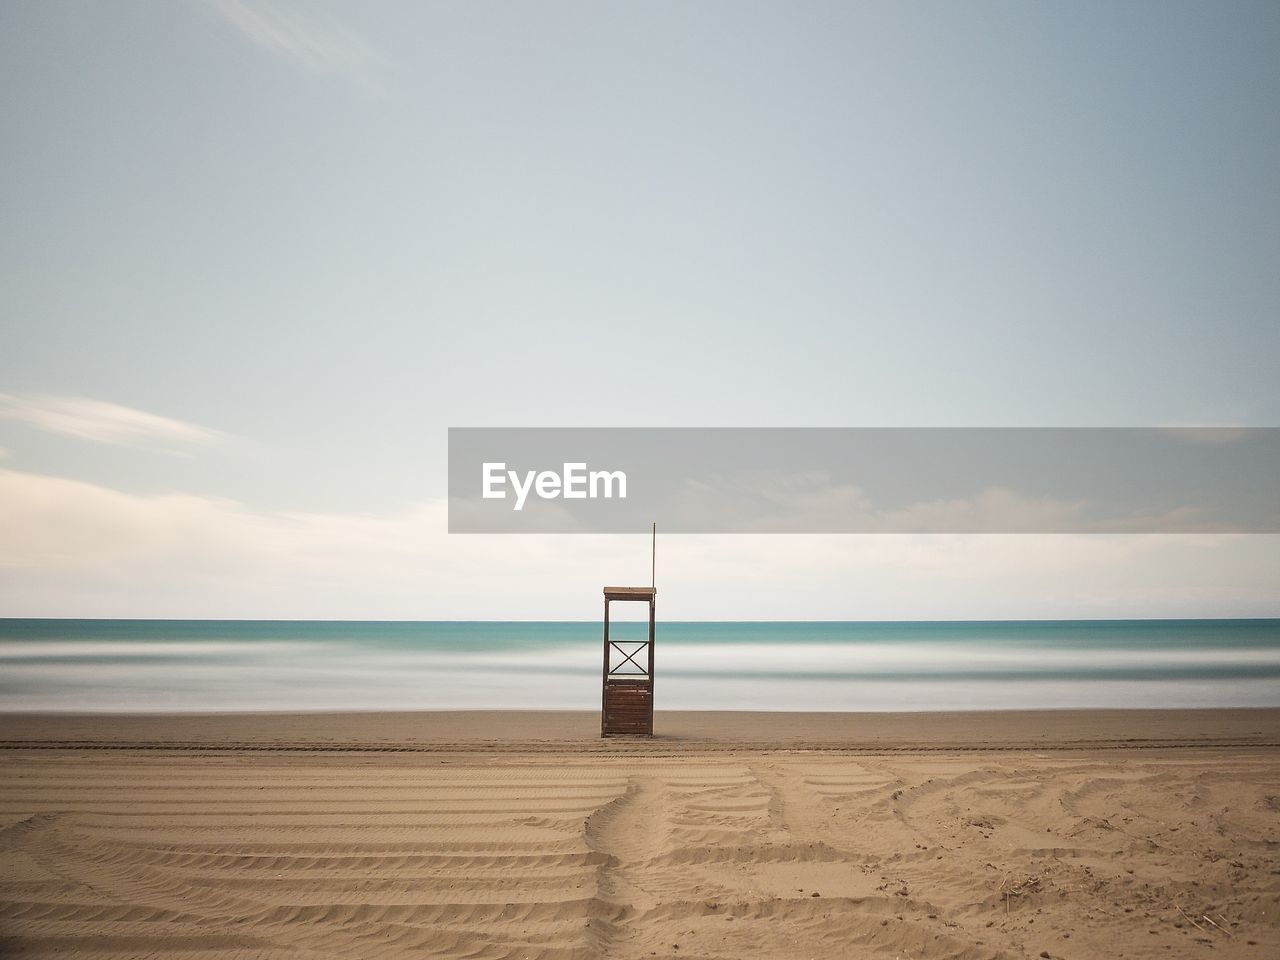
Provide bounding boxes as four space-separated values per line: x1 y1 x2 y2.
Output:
2 618 1278 713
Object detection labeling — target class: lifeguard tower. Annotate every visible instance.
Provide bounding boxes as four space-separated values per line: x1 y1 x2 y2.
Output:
600 586 655 736
600 525 657 737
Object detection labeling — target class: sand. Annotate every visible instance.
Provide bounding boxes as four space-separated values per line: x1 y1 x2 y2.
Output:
1 710 1278 959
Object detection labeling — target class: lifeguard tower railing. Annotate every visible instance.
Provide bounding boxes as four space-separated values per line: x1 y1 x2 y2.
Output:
601 586 656 736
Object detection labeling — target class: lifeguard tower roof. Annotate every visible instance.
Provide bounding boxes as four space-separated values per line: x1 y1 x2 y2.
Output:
603 586 656 600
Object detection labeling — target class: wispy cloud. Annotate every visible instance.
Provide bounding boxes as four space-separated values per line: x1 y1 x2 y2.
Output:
0 393 224 450
206 0 389 94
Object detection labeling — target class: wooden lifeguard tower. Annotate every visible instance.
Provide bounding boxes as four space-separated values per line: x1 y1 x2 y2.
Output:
600 524 657 737
600 586 656 736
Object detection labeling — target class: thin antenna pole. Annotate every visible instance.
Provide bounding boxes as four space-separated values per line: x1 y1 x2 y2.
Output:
651 522 656 589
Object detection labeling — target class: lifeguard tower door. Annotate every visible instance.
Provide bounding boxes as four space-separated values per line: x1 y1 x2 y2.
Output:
600 586 656 736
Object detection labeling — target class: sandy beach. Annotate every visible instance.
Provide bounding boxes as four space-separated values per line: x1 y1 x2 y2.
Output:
2 709 1278 959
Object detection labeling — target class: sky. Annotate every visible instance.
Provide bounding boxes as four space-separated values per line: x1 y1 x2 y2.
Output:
1 0 1278 619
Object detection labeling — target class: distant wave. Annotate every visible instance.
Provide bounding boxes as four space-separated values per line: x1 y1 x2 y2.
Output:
2 619 1278 713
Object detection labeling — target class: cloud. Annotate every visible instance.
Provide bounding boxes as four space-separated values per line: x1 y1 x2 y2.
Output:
206 0 389 93
0 393 224 451
0 468 1277 620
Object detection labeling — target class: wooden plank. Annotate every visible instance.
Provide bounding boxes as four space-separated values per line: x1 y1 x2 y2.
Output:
600 596 609 737
603 676 652 732
648 597 655 734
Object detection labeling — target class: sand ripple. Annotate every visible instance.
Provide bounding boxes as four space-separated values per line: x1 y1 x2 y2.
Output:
2 748 1278 958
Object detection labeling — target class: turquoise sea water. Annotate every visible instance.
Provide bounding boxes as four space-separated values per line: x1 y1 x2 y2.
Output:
1 619 1278 712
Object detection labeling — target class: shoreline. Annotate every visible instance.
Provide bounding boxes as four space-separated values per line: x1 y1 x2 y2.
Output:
4 707 1278 752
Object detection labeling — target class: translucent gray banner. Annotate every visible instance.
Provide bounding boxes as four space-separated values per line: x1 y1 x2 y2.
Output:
447 428 1280 533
